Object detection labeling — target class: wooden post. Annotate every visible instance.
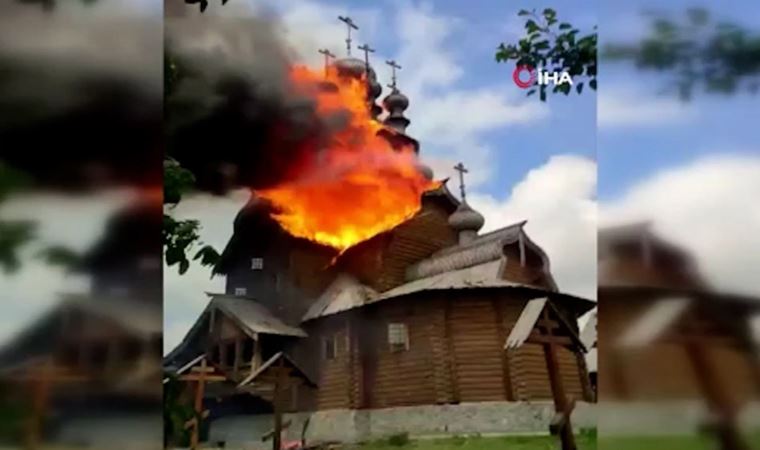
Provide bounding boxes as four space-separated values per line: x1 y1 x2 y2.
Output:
234 338 242 376
685 341 748 450
253 336 263 371
273 357 286 450
541 309 577 450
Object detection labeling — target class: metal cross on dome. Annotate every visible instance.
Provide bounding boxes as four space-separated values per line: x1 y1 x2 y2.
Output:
385 59 402 89
317 48 335 77
338 16 359 56
454 162 469 201
357 43 375 71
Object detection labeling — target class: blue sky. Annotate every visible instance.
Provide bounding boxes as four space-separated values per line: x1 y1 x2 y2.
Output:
597 0 760 200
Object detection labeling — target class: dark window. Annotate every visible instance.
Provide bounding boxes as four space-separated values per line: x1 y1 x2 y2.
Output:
210 345 220 365
324 336 337 360
242 338 254 363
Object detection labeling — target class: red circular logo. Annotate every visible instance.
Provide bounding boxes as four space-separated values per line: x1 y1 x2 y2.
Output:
513 65 536 89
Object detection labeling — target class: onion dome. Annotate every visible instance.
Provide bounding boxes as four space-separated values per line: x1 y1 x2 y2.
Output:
334 57 366 78
382 87 411 133
448 201 485 232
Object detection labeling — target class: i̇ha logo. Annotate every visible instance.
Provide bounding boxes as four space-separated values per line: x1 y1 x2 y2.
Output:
512 65 573 89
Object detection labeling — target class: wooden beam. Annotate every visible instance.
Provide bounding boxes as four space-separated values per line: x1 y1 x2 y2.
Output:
234 338 242 376
252 336 262 372
444 298 460 404
541 308 577 450
685 342 748 450
493 299 514 401
526 334 574 346
272 358 286 450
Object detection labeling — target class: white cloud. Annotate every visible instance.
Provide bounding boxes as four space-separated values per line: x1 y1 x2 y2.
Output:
598 88 698 128
601 154 760 297
469 155 598 300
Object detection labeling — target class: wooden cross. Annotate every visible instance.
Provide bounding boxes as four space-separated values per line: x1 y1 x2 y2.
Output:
385 59 402 89
539 308 577 450
7 358 88 450
317 48 336 78
453 162 468 202
338 16 359 56
178 358 226 450
357 43 375 71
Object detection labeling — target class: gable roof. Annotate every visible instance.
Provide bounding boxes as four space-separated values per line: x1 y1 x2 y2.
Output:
302 274 378 321
211 294 307 338
237 351 317 389
164 294 306 367
405 222 525 280
302 222 594 322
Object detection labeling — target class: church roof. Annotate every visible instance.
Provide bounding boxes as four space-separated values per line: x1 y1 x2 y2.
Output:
207 294 307 338
165 294 307 368
302 274 378 321
302 221 594 322
405 222 524 280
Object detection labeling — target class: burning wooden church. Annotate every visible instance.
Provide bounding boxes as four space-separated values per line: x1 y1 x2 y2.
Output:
164 22 595 447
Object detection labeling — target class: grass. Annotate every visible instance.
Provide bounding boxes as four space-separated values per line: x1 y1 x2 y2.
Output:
599 433 760 450
352 432 597 450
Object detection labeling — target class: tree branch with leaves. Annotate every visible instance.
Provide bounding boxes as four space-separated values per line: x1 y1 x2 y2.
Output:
495 8 597 101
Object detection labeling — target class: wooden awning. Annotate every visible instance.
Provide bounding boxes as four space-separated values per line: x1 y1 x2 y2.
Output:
504 297 586 352
505 297 548 350
237 352 316 390
618 297 690 348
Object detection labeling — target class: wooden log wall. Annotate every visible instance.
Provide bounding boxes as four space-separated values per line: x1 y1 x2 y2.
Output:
449 297 507 402
306 292 593 410
366 301 438 407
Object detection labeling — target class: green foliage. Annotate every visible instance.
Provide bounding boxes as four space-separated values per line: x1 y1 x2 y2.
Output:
163 159 220 276
163 215 200 275
0 221 36 274
496 8 597 101
603 8 760 100
0 164 37 274
164 158 196 206
355 433 598 450
184 0 230 13
163 374 195 448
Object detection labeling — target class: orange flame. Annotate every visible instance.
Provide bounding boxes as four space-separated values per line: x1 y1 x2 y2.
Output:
255 65 438 252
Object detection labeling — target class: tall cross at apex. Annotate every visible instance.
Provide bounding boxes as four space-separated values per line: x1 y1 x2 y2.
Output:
338 16 359 56
453 162 469 201
385 60 402 89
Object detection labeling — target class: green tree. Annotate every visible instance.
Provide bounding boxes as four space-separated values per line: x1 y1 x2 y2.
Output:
497 7 760 102
495 8 597 101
